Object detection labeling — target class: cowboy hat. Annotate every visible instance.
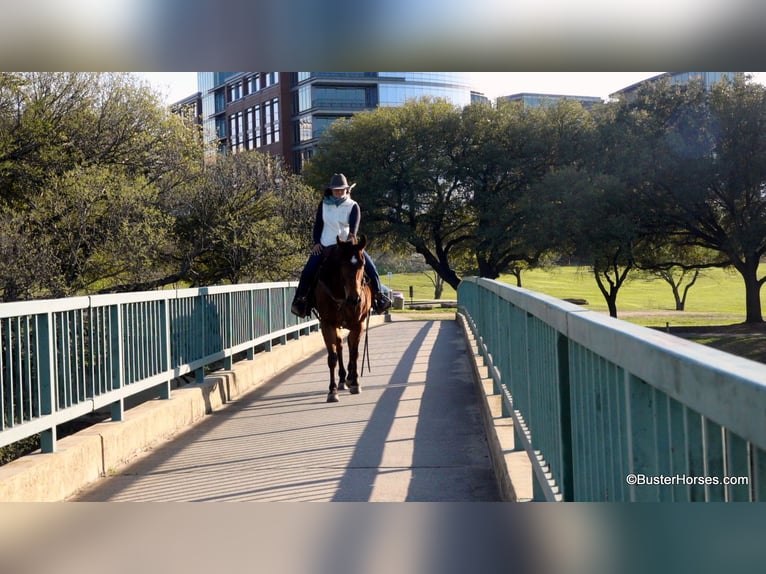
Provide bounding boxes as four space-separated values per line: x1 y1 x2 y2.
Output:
325 173 357 192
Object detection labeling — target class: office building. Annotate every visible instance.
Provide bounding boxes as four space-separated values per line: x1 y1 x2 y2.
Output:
497 92 603 109
194 72 473 173
610 72 743 101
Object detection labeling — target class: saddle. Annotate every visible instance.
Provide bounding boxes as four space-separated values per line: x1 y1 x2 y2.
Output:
307 248 371 318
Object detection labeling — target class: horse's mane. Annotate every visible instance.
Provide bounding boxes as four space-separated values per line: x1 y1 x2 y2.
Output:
316 236 369 306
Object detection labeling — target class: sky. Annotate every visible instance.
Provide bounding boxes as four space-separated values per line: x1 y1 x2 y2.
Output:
138 72 678 105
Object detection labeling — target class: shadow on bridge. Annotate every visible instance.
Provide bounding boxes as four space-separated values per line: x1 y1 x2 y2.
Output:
73 318 500 503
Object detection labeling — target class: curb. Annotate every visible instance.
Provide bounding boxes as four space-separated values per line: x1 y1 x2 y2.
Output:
456 312 533 502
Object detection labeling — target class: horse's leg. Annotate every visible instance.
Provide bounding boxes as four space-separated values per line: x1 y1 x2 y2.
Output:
322 323 339 403
336 327 347 391
346 325 362 394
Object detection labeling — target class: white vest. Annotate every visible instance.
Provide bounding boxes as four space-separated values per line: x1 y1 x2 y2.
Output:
320 199 357 246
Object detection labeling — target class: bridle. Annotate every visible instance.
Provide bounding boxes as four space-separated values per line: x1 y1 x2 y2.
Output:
317 274 368 312
317 278 348 311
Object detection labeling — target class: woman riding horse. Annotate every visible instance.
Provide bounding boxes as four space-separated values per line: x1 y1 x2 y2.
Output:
314 235 372 401
290 173 391 318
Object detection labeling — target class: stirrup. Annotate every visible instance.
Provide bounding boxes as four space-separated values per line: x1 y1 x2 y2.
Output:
373 293 392 314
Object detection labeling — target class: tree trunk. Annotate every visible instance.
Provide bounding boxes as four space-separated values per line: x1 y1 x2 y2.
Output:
671 284 684 311
476 257 500 280
606 295 618 318
741 260 763 323
415 245 461 290
594 268 620 318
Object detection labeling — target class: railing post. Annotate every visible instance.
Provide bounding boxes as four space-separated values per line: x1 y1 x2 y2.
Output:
110 304 124 421
38 313 57 453
160 299 171 400
195 292 206 383
263 289 273 352
224 292 233 370
557 333 574 501
247 289 255 360
279 287 288 346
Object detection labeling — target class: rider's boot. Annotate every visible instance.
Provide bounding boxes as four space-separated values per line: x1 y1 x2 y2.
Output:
370 286 392 315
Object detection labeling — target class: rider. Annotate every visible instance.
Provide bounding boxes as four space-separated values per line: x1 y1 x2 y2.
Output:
290 173 392 318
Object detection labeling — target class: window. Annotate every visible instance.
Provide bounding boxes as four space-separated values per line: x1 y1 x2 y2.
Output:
229 115 236 152
273 100 280 143
251 74 261 93
298 116 312 142
236 111 243 150
254 105 261 148
298 85 311 112
264 101 272 145
247 108 254 149
229 82 242 102
312 86 369 109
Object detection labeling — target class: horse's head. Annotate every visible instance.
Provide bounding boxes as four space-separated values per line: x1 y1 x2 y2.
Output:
334 234 367 306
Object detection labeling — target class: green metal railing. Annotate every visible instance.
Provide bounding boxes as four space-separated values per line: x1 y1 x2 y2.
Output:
458 277 766 502
0 283 316 453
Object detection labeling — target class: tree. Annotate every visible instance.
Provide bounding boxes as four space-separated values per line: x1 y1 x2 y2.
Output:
633 240 726 311
632 75 766 323
537 166 644 317
0 72 205 300
303 98 473 291
30 165 174 296
461 99 596 281
172 151 316 285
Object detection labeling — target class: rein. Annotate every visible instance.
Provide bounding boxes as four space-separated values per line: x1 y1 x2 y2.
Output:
317 279 347 310
360 310 371 376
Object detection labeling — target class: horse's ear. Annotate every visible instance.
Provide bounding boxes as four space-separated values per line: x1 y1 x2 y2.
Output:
357 234 367 250
336 235 343 246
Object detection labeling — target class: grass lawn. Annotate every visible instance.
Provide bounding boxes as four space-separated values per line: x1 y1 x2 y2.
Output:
386 265 766 362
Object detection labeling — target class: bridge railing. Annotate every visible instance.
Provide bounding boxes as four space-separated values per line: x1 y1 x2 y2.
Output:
458 277 766 502
0 283 317 453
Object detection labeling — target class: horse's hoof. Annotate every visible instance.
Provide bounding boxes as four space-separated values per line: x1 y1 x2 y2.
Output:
348 384 360 395
338 381 346 391
327 392 339 403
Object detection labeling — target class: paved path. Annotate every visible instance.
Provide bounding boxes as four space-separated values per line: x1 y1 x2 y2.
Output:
74 317 500 502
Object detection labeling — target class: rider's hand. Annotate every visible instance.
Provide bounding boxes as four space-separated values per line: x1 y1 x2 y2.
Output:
347 233 356 243
311 243 322 255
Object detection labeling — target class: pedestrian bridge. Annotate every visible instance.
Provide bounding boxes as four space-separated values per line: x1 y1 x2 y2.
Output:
1 279 765 502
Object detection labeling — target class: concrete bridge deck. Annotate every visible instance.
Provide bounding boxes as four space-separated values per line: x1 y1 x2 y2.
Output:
72 317 503 502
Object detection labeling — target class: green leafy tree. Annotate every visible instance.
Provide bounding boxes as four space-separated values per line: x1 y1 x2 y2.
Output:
303 98 473 290
30 165 173 296
173 151 316 285
633 239 726 311
628 75 766 323
0 72 204 299
461 99 595 281
537 166 644 317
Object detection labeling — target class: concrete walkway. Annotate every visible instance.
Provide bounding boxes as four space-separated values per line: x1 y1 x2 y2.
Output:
73 317 501 502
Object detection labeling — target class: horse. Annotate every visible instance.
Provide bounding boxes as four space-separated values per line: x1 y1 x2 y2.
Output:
313 235 373 403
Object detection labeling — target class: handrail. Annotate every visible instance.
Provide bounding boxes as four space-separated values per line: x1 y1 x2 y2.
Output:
0 283 317 453
458 277 766 502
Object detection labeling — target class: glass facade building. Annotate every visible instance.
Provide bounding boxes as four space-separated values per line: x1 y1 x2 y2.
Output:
497 92 603 109
197 72 473 172
610 72 743 101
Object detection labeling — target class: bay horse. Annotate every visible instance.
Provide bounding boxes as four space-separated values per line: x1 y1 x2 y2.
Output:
314 235 373 403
